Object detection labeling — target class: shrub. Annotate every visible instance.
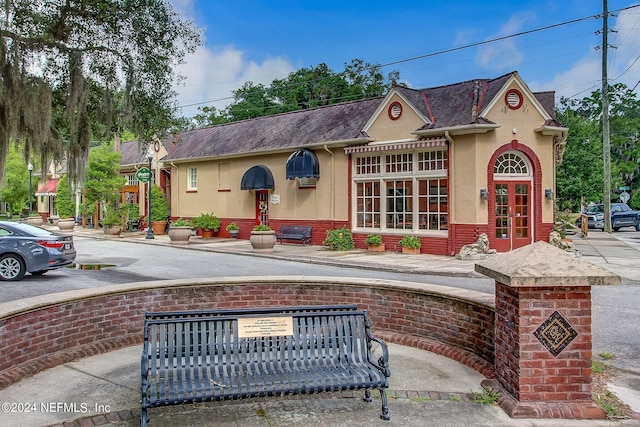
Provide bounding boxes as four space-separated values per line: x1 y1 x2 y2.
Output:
252 224 272 231
56 175 75 218
631 190 640 210
323 227 355 251
171 218 193 227
226 222 239 231
193 212 220 231
398 235 421 249
149 185 169 222
365 234 382 246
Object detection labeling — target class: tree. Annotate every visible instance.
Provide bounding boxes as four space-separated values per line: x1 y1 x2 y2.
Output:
192 59 405 126
0 0 202 185
82 143 126 211
0 141 30 216
556 83 640 210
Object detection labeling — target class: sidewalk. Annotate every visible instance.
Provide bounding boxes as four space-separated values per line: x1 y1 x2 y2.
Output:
2 226 640 426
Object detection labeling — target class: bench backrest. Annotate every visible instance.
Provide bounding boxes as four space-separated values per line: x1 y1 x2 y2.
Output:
145 304 358 321
278 225 312 236
143 310 374 369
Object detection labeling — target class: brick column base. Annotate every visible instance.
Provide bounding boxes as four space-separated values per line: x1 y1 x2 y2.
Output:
481 378 606 419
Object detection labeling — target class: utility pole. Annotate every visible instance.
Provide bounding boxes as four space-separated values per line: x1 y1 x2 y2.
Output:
602 0 612 232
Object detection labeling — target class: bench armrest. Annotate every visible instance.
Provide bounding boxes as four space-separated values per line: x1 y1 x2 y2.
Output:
368 334 391 377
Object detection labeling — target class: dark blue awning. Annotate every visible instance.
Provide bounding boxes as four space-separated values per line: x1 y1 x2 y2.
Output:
286 149 320 180
241 165 275 190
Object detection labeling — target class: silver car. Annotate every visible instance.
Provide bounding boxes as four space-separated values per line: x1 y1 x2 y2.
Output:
0 221 77 281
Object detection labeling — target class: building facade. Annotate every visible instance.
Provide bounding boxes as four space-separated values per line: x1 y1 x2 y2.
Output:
153 71 566 255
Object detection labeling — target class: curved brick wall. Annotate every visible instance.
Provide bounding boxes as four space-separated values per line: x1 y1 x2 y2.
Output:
0 277 495 389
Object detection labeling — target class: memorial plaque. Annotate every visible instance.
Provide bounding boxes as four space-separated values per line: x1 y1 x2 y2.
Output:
237 317 294 338
533 311 578 357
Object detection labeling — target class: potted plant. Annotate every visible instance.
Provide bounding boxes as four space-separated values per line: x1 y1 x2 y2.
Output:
226 222 239 238
193 212 221 239
56 175 76 231
26 213 43 226
101 205 125 236
250 224 276 252
399 235 421 254
169 218 193 245
148 185 169 235
365 234 385 252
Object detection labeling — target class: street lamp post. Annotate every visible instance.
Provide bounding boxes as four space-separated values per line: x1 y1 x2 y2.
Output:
27 162 34 217
145 147 155 239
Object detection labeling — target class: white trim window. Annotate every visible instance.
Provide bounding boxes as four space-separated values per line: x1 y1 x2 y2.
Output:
126 174 138 186
354 149 448 233
187 167 198 190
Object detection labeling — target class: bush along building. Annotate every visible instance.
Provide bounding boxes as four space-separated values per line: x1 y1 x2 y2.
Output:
151 71 566 255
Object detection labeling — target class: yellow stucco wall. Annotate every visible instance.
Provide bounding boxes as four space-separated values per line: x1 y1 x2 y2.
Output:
366 94 427 140
170 149 350 222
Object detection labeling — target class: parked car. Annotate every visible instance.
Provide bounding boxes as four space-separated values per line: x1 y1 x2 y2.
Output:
575 203 640 231
0 221 77 281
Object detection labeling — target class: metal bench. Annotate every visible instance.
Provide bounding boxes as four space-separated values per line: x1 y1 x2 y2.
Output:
276 225 312 245
140 306 390 426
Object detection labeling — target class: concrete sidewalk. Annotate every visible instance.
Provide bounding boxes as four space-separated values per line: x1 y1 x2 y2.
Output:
2 226 640 426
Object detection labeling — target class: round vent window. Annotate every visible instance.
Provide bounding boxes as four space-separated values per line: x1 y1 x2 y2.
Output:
505 89 523 110
388 102 403 120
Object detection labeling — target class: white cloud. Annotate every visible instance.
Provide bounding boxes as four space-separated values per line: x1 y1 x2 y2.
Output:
476 12 536 71
174 46 294 117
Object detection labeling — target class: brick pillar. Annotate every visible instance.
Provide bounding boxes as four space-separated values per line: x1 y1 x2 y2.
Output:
476 241 620 419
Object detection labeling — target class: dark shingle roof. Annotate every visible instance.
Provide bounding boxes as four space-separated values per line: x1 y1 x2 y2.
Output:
164 98 382 161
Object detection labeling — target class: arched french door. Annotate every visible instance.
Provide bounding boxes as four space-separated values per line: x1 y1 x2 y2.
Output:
492 151 533 252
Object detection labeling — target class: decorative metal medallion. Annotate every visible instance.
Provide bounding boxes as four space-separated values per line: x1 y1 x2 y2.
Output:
533 311 578 357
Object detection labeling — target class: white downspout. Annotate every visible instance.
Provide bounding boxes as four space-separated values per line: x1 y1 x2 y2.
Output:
444 131 455 255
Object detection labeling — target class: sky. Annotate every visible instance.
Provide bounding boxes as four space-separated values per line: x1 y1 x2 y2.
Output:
169 0 640 118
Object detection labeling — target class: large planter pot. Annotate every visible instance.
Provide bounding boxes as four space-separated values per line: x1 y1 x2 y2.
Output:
57 217 76 231
103 225 123 236
250 230 277 252
151 221 167 235
169 226 192 245
26 216 43 226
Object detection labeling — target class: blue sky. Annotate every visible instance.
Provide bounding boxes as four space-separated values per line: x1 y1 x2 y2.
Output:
171 0 640 117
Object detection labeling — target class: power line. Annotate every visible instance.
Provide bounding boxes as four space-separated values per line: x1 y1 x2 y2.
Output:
179 4 640 112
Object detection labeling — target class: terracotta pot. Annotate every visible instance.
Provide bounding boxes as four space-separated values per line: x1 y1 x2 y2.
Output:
169 226 192 245
200 228 214 239
151 221 167 235
57 217 76 231
401 246 421 255
367 243 386 252
250 230 277 252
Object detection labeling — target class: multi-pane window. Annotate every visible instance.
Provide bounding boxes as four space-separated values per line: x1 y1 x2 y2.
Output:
126 174 138 186
494 152 528 175
355 156 381 175
188 167 197 190
355 181 381 228
354 149 448 232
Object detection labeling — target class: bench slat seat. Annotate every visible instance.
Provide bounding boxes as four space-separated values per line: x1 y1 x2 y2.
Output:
276 225 312 245
141 308 390 426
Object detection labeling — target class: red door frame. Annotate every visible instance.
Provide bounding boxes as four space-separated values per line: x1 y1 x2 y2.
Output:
493 181 532 252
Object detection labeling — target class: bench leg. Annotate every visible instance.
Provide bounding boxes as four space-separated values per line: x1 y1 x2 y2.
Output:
379 388 390 420
363 388 372 402
140 408 148 427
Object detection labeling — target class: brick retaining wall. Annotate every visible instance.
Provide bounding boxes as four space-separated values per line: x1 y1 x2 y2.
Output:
0 277 495 389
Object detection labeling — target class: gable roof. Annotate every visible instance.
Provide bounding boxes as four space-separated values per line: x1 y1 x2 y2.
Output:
164 98 381 162
160 71 562 163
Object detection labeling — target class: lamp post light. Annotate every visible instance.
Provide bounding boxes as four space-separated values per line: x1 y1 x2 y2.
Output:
27 162 34 217
145 147 155 239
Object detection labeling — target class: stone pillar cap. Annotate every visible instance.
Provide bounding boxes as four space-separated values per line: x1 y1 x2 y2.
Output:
475 241 620 287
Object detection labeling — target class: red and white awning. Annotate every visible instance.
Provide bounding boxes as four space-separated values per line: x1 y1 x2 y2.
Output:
35 179 59 196
343 137 447 154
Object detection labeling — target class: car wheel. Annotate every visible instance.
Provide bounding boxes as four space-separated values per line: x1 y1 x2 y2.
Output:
636 223 640 232
613 227 620 232
0 254 27 281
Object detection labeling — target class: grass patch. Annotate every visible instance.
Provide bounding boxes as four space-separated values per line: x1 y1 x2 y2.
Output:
592 360 607 374
410 396 432 403
449 395 462 402
594 390 627 420
599 351 615 360
471 388 500 405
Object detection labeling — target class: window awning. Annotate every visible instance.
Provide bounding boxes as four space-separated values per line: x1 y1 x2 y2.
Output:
241 165 275 190
35 179 59 196
343 137 447 154
286 149 320 180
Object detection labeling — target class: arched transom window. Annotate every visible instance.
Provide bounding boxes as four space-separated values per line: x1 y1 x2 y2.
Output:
494 152 529 176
